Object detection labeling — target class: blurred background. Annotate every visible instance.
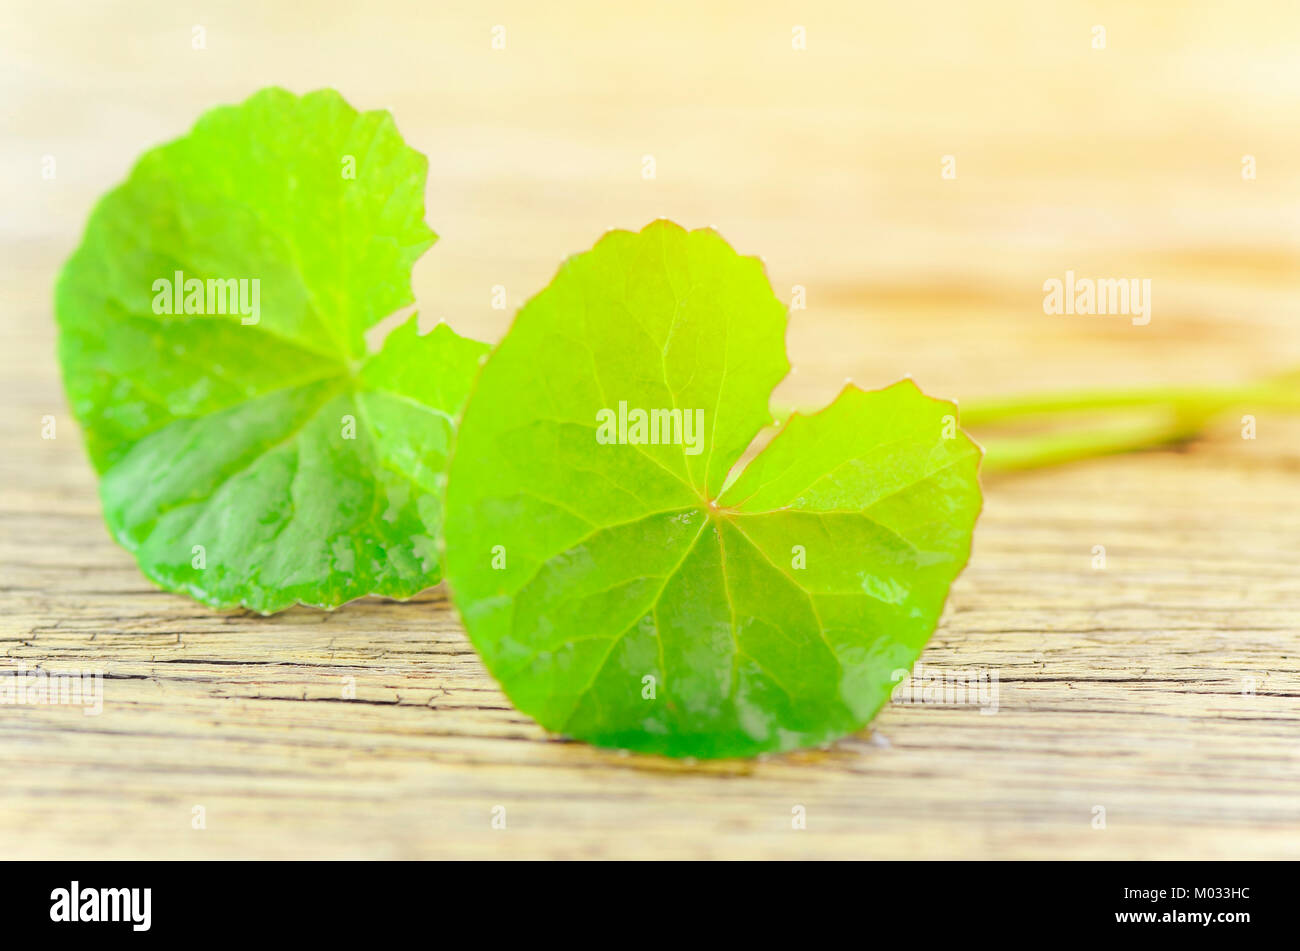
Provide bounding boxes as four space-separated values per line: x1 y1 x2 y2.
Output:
5 0 1299 411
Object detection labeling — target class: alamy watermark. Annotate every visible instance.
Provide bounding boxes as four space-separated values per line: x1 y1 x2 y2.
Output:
1043 270 1151 326
50 881 150 931
891 662 999 714
152 269 260 325
0 663 103 716
596 401 704 456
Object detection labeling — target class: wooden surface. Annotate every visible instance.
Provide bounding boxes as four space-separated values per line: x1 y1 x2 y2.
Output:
3 0 1299 859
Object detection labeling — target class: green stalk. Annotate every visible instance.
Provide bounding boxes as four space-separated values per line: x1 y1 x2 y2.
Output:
958 378 1300 428
965 373 1298 471
776 371 1299 474
976 413 1207 473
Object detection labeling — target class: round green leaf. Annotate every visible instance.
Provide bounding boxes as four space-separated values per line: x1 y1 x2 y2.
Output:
444 220 984 758
55 87 487 613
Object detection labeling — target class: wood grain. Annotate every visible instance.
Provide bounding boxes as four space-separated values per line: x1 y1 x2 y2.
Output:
2 0 1298 859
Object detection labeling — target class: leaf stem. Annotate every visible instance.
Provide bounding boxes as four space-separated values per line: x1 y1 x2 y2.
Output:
976 414 1206 473
957 376 1300 427
775 371 1300 474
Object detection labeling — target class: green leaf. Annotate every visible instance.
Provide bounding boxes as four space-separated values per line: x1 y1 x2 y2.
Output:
55 87 488 613
443 220 983 758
